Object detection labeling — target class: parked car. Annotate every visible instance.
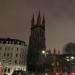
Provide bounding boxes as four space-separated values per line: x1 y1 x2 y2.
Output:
12 70 30 75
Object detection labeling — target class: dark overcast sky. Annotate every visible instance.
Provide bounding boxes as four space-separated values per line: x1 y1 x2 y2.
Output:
0 0 75 52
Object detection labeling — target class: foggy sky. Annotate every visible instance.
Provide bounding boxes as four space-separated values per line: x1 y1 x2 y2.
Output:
0 0 75 52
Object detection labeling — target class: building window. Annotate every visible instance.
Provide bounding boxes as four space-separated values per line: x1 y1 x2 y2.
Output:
15 60 17 64
0 47 1 50
19 42 21 45
7 53 9 57
0 53 1 56
12 41 14 44
17 48 18 51
7 68 10 73
4 67 7 72
8 41 9 44
16 54 18 57
5 47 7 51
4 53 6 57
3 41 6 44
8 41 11 44
6 41 8 44
12 47 13 50
23 49 24 53
1 41 3 44
10 53 12 57
17 41 19 45
9 60 11 63
4 67 10 73
19 61 20 64
14 41 17 44
20 54 21 58
8 47 10 50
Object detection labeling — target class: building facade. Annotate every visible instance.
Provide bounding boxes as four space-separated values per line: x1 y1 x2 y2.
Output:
0 38 27 75
27 12 46 72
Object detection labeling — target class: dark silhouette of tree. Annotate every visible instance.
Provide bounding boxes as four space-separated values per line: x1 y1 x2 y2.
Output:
64 42 75 54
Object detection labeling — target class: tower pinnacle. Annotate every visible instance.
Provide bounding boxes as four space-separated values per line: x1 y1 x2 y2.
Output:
42 16 45 24
37 11 41 25
31 14 35 28
42 16 45 29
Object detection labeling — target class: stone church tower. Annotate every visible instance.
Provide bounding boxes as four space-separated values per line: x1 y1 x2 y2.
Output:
27 12 46 72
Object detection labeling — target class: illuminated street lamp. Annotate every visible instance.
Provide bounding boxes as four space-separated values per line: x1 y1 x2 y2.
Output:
71 56 74 60
42 50 47 57
66 56 69 59
42 50 45 54
66 58 70 61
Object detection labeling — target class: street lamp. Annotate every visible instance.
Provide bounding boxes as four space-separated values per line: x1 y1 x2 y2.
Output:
66 59 70 61
66 56 69 59
71 56 74 60
69 56 74 71
42 50 45 54
41 50 46 72
42 50 47 57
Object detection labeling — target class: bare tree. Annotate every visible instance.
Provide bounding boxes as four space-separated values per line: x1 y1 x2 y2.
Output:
63 42 75 54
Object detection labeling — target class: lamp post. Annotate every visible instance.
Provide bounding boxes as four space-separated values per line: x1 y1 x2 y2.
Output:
70 56 74 71
41 50 46 73
42 50 46 56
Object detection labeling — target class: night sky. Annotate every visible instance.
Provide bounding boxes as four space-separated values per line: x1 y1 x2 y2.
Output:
0 0 75 52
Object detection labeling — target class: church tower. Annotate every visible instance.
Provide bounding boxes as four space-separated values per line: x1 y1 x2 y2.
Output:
27 12 46 72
